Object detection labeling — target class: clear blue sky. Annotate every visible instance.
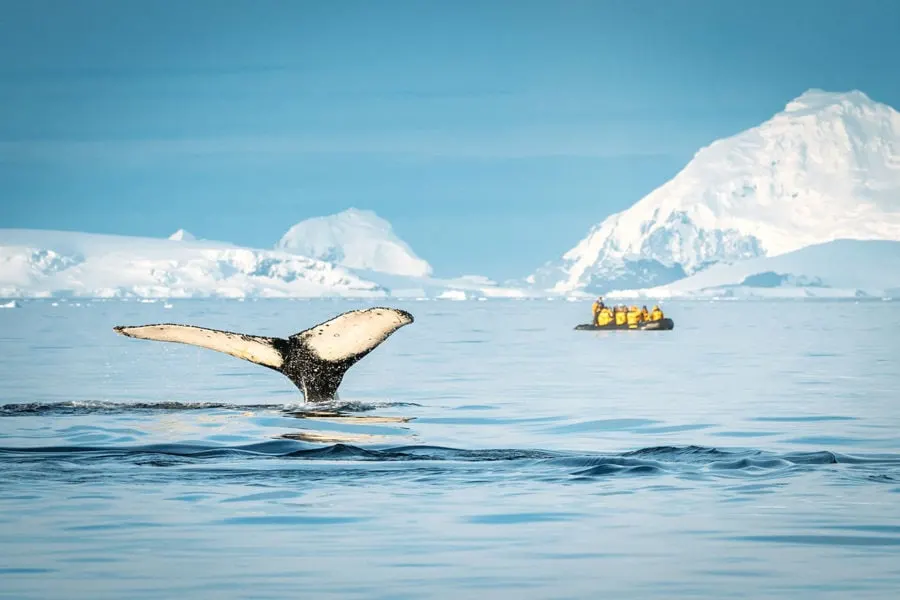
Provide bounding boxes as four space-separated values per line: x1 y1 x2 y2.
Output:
2 0 898 280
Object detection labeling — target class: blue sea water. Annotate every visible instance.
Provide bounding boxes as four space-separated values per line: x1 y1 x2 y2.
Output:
1 298 899 599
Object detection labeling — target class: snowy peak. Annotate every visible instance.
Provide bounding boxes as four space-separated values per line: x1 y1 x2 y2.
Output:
276 208 433 277
168 229 196 242
532 88 900 294
782 88 880 116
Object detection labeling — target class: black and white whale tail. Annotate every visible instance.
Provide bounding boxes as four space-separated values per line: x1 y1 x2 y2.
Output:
113 307 414 403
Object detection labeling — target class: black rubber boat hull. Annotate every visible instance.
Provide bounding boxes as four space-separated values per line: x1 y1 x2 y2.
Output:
574 318 674 331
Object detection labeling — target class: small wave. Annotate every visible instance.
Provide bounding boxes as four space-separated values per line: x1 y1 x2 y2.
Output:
0 400 421 417
2 403 899 486
0 401 289 416
0 441 558 462
285 400 423 415
2 441 899 480
622 445 735 459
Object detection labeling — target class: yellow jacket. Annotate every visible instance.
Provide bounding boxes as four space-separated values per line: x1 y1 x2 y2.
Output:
640 308 650 321
614 310 627 325
650 307 663 321
597 308 613 326
626 309 640 327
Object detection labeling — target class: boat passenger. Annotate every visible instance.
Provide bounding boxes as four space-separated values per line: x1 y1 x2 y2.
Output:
650 305 664 321
596 306 613 326
626 305 641 328
614 306 627 326
641 305 650 321
591 296 605 320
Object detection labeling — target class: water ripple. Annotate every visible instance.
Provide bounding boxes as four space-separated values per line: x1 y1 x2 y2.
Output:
2 439 899 488
0 400 422 417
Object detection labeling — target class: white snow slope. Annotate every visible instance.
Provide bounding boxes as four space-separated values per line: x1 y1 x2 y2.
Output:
531 89 900 293
0 227 532 300
349 270 536 300
0 229 386 299
276 208 433 277
609 239 900 300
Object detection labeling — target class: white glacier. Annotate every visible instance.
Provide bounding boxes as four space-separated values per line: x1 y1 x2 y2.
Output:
531 89 900 294
0 226 534 300
606 239 900 300
0 229 385 299
276 208 433 277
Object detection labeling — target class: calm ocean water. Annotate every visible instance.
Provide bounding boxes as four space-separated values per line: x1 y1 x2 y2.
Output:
1 298 899 599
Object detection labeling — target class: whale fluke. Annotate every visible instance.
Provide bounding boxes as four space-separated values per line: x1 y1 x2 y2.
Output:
113 324 287 369
114 307 414 403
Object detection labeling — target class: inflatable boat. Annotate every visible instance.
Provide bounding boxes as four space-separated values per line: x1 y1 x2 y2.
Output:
574 318 674 331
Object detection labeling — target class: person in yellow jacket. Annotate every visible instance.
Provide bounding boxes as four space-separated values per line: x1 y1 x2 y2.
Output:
650 305 664 321
591 296 605 321
596 306 613 326
626 305 641 328
640 305 650 321
614 306 627 326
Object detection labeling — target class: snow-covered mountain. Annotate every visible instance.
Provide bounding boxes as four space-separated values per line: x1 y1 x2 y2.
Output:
276 208 433 277
168 229 197 242
0 229 385 299
531 89 900 294
0 225 531 300
607 239 900 300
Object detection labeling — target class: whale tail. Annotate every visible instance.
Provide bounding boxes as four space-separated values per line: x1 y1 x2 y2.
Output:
114 307 414 403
